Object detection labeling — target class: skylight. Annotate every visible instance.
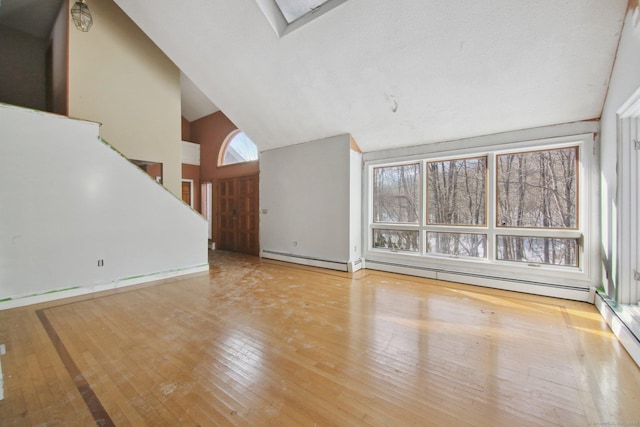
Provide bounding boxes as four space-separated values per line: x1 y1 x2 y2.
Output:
255 0 348 37
274 0 332 24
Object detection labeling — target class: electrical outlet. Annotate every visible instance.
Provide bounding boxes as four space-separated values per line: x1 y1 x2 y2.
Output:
293 241 297 247
98 259 104 267
634 270 640 281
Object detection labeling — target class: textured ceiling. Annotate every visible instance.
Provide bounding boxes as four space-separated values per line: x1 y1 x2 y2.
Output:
116 0 626 153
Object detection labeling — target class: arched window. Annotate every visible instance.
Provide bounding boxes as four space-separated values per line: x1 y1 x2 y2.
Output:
218 130 259 166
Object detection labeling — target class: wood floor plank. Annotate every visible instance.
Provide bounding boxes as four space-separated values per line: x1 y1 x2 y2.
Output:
1 251 639 426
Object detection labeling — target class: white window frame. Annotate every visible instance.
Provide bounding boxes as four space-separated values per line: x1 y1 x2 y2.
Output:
616 87 640 304
364 133 598 290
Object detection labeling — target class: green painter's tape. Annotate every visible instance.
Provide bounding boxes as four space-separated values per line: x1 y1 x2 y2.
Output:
121 264 209 282
121 275 146 281
1 286 81 303
43 286 80 295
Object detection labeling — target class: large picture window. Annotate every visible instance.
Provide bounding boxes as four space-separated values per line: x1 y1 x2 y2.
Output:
367 137 588 275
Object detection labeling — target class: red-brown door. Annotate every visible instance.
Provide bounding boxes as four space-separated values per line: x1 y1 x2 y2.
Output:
181 181 191 205
217 174 259 256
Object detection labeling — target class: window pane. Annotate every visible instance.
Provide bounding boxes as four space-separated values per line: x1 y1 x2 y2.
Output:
496 236 578 266
373 164 420 223
497 147 577 228
426 232 487 258
222 132 259 165
373 229 419 252
427 157 486 225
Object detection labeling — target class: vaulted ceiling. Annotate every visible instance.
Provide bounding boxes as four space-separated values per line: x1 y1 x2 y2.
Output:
118 1 626 152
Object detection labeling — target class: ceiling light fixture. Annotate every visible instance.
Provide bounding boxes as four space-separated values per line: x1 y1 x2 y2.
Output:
71 0 93 32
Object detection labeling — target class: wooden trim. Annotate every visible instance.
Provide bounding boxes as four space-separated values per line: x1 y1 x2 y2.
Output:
349 135 362 153
36 309 115 426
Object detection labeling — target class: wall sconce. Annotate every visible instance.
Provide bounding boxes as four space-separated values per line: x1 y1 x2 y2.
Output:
71 0 93 32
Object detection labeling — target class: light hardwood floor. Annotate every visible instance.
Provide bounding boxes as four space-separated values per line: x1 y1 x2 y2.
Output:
1 251 639 426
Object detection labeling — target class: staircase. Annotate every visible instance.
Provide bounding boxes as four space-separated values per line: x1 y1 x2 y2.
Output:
0 104 209 306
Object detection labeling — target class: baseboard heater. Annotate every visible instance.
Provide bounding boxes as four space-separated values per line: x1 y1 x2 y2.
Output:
261 250 363 272
594 293 640 367
365 258 592 302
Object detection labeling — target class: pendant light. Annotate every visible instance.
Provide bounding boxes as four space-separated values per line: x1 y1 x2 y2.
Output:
71 0 93 32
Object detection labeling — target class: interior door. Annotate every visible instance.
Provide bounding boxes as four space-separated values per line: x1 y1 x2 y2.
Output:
217 174 259 255
181 181 192 206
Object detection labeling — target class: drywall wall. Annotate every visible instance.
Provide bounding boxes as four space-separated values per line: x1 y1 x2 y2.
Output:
0 25 47 110
599 3 640 297
181 140 201 166
260 134 356 265
0 104 208 302
349 147 363 264
67 0 182 198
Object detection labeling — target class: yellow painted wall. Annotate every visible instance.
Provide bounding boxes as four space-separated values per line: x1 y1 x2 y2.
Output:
67 0 182 197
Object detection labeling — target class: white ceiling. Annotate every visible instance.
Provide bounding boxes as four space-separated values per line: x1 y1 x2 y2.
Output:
8 0 628 153
113 0 626 153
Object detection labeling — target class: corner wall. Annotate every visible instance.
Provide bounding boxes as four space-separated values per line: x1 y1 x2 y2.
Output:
600 2 640 297
260 134 362 270
0 104 208 304
67 0 182 197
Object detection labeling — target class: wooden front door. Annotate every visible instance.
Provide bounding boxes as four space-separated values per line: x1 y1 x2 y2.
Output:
217 174 259 256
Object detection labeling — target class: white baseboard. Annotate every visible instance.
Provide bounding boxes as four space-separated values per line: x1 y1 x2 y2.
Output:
0 264 210 310
261 250 352 272
594 293 640 367
365 260 592 302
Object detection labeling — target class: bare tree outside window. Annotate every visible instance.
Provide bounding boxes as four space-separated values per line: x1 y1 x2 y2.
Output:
373 229 420 252
496 146 578 266
373 164 420 223
370 143 581 267
427 157 486 225
497 147 577 228
497 236 577 266
426 232 486 258
372 164 421 253
426 157 486 257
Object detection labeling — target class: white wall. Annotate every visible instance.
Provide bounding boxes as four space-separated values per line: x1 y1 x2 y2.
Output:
349 148 362 264
600 4 640 297
181 140 201 165
260 134 360 266
0 104 208 302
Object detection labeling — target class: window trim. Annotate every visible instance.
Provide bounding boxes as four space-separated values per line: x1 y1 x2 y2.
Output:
363 132 597 289
218 130 259 167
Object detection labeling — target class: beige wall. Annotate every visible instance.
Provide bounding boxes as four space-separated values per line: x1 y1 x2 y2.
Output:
67 0 182 197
